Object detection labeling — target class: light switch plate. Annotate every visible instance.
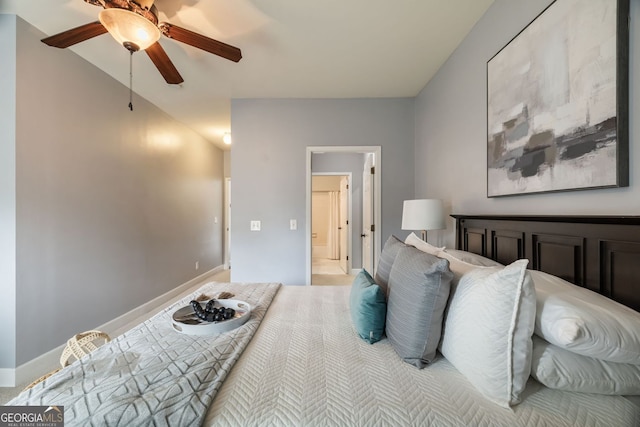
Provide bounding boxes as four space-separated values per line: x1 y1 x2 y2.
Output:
290 219 297 230
250 220 261 231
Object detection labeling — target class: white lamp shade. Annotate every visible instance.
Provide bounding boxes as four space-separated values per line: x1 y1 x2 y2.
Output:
401 199 445 231
99 9 161 51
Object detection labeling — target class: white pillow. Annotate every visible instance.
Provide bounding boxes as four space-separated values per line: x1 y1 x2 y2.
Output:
442 249 503 267
404 232 444 255
440 260 536 407
531 336 640 395
435 250 490 285
531 270 640 364
403 235 501 280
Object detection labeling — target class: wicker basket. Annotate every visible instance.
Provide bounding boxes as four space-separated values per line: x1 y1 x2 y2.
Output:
22 367 62 391
60 330 111 367
23 330 110 391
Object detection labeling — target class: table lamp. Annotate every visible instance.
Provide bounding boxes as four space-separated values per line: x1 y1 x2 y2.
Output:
401 199 445 241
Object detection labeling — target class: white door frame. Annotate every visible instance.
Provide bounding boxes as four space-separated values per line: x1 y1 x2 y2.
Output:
361 154 375 274
224 177 231 269
311 172 353 275
305 146 382 286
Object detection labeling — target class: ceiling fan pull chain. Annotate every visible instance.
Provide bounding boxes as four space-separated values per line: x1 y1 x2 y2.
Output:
128 50 134 111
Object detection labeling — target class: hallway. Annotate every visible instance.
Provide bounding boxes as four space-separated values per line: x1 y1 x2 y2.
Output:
311 258 355 286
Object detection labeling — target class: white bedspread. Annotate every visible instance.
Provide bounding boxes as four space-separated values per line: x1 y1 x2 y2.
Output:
206 285 640 427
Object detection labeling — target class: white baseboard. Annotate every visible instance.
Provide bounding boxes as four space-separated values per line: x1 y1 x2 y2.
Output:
350 268 362 276
0 369 15 387
99 265 225 339
3 266 225 388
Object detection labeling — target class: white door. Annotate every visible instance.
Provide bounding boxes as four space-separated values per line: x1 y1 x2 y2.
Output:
339 176 349 274
224 178 231 269
362 155 374 273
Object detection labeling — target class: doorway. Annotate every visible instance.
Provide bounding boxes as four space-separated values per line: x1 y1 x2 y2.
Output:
311 174 351 284
305 146 382 286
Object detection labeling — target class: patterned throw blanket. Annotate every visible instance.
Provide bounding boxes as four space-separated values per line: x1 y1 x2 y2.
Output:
9 282 281 426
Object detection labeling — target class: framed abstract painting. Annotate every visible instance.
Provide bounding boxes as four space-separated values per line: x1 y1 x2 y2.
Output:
487 0 629 197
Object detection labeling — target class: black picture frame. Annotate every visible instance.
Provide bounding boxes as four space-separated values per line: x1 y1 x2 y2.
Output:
486 0 629 198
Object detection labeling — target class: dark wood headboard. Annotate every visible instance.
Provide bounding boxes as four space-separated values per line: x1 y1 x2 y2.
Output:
452 215 640 312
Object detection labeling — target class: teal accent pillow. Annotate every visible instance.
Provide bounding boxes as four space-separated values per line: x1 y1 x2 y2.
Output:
349 269 387 344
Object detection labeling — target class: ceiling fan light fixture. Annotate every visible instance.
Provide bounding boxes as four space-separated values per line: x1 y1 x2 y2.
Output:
99 8 161 51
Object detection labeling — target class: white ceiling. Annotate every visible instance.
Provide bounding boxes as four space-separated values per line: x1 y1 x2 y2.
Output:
2 0 494 149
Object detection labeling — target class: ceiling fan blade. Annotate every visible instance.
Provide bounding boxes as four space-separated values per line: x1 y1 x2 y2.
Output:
145 42 184 84
41 21 108 48
160 23 242 62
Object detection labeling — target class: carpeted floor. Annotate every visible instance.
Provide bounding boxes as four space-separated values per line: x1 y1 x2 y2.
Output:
0 379 31 406
311 258 355 285
311 274 354 286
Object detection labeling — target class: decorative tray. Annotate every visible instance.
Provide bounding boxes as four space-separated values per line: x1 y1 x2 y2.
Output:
171 299 251 336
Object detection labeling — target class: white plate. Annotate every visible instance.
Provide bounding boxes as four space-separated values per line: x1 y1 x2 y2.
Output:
171 299 251 336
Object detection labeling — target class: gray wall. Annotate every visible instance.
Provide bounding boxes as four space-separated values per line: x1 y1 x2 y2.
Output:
5 16 224 366
230 98 414 285
415 0 640 248
312 152 365 269
0 15 17 371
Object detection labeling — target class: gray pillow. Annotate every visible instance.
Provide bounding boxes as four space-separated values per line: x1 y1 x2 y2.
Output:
386 245 453 368
374 235 405 298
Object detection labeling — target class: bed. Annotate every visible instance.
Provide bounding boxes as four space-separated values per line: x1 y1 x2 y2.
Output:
8 215 640 426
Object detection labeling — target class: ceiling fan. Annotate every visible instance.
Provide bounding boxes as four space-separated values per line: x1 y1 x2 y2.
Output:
41 0 242 85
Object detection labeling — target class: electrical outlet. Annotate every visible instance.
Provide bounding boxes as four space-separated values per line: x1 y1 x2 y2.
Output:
195 261 199 270
250 220 261 231
290 219 297 230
